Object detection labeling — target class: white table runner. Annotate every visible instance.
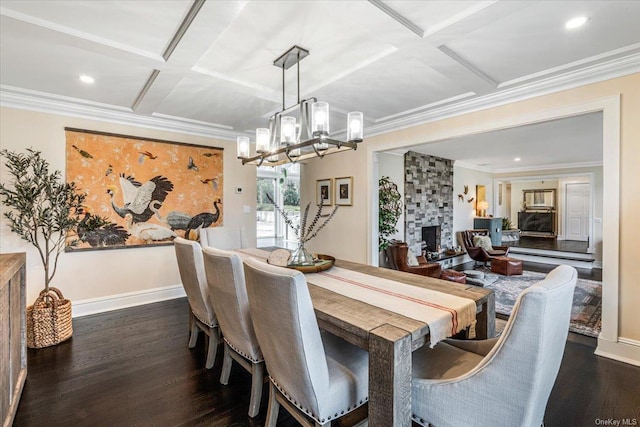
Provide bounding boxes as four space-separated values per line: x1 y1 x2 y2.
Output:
234 248 477 346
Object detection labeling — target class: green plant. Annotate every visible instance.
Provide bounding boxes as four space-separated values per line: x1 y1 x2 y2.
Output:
0 149 86 293
502 217 513 230
378 176 403 252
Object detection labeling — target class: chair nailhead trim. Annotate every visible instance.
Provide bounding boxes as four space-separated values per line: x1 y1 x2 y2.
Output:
192 311 217 328
269 377 367 424
224 338 264 363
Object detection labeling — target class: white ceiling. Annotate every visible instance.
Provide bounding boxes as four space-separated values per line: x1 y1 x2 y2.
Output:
1 1 638 168
394 111 603 173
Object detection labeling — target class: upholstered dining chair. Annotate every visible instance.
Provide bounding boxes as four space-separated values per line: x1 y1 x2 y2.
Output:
243 258 369 427
174 237 220 369
462 229 509 267
202 246 265 418
200 226 248 250
411 264 578 427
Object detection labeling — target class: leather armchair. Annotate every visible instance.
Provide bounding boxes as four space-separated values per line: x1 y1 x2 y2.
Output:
462 229 509 266
386 241 442 278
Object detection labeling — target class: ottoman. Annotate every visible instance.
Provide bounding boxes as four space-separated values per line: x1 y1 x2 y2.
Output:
491 256 523 276
440 269 466 284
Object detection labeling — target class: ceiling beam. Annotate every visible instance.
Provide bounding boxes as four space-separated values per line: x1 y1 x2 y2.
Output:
367 0 424 38
437 45 498 88
162 0 206 61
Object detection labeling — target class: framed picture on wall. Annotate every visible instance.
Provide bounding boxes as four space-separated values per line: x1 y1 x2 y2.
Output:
335 176 353 206
64 128 224 251
316 178 333 206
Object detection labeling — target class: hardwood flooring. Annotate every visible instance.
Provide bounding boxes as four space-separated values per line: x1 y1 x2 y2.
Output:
14 298 640 427
506 236 590 253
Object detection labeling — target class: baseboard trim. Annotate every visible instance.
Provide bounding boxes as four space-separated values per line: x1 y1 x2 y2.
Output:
73 284 186 318
595 337 640 367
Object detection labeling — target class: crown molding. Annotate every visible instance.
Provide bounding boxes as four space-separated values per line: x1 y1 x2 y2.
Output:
0 85 240 141
491 161 603 174
453 160 493 173
365 51 640 138
1 51 638 144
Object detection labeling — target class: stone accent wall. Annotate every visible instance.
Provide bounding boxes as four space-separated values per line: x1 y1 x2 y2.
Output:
404 152 454 254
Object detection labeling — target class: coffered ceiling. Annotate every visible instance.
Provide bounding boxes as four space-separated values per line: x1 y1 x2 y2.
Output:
1 1 639 165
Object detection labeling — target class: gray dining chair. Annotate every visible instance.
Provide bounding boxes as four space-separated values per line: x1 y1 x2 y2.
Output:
243 258 369 427
200 226 248 250
202 246 265 418
174 237 220 369
411 265 578 427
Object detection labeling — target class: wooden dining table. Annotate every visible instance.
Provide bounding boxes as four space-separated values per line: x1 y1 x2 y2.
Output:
306 259 495 427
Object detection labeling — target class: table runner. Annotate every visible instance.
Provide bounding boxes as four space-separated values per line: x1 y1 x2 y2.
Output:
235 248 476 346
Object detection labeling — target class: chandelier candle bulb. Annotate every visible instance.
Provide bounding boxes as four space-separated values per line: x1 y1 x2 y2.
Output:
281 116 297 145
289 124 301 157
256 128 270 153
347 111 364 142
237 136 250 158
312 102 330 136
268 138 279 162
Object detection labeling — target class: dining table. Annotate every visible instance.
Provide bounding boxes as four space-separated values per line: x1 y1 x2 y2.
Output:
235 249 495 427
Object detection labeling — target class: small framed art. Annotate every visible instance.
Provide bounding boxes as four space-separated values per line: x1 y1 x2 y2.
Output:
316 178 332 206
335 176 353 206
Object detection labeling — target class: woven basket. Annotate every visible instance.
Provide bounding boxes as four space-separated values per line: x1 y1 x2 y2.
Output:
26 287 73 348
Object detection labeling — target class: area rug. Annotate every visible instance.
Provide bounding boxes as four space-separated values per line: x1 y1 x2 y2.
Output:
480 270 602 338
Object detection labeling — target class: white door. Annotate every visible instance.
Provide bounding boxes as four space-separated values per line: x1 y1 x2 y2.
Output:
566 183 590 241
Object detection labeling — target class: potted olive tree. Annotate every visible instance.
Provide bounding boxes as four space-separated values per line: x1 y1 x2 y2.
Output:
378 176 403 267
0 149 85 348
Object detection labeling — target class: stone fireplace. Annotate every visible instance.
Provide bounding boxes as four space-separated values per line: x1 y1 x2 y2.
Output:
404 152 453 254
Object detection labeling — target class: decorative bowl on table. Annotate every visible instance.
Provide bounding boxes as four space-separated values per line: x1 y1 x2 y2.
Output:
267 249 335 273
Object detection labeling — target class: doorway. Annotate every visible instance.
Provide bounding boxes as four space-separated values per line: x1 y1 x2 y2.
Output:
366 95 620 359
256 164 300 249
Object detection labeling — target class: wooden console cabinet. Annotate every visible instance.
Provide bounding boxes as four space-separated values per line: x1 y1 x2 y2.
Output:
1 253 27 427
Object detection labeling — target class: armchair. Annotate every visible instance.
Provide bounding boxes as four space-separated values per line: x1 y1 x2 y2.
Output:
462 229 509 267
386 241 441 278
411 265 578 427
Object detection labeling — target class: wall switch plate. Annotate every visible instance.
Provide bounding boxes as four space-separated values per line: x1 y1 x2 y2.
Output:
243 205 251 214
235 187 243 194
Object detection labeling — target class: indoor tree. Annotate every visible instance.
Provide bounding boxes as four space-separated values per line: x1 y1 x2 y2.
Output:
0 148 86 294
379 176 403 252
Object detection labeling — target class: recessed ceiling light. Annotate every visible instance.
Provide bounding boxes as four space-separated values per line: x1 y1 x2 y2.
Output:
565 16 589 29
514 157 521 162
79 75 95 84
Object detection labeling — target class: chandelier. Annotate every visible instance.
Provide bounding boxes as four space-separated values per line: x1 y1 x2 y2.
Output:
237 45 364 166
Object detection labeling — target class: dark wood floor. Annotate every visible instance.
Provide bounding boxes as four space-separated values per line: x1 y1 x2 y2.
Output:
506 236 590 253
15 298 639 427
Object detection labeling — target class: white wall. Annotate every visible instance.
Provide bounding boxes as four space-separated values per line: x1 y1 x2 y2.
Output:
299 148 367 263
452 164 494 247
377 152 405 242
0 107 257 306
